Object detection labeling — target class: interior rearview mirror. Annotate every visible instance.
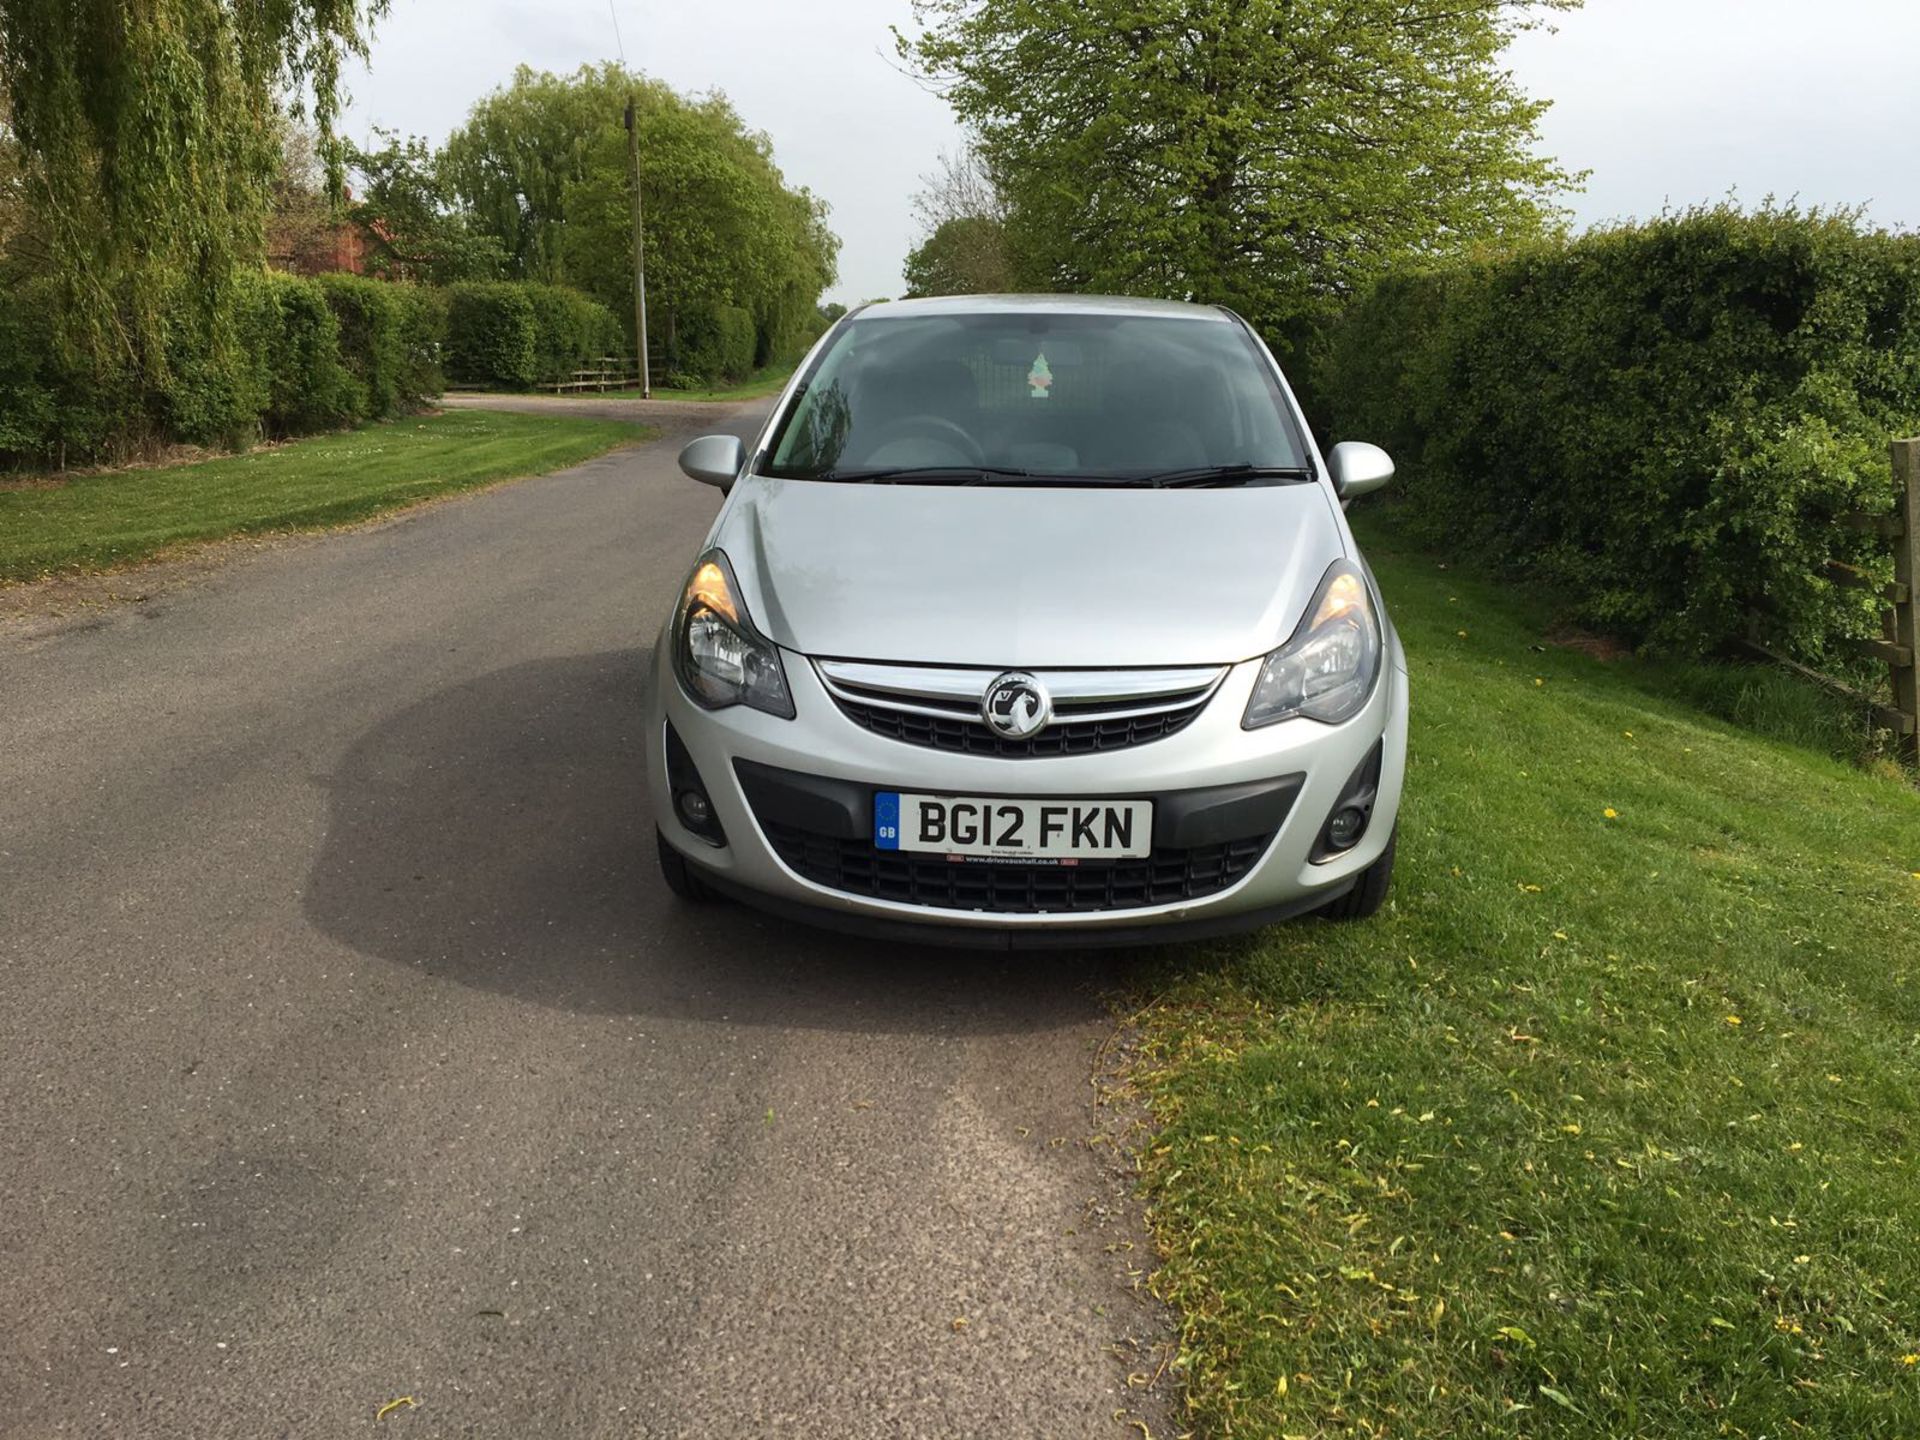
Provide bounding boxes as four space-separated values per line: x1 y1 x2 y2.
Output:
678 434 746 492
1327 441 1394 501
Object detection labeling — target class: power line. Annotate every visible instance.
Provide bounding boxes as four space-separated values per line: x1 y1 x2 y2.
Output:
606 0 627 66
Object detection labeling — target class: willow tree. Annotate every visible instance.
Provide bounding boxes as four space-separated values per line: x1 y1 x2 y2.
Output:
898 0 1582 335
0 0 383 375
441 64 839 368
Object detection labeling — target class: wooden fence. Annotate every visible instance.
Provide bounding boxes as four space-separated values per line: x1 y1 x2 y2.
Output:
541 343 674 395
548 355 639 394
442 349 667 395
1745 438 1919 761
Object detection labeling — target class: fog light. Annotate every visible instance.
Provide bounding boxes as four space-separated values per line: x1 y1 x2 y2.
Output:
1326 805 1367 851
663 720 726 847
1311 739 1384 864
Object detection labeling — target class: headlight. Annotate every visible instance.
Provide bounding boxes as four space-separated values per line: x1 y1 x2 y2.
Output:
672 549 795 718
1243 561 1382 728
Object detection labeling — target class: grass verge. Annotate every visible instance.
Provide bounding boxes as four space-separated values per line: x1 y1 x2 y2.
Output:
1131 516 1920 1437
0 410 649 584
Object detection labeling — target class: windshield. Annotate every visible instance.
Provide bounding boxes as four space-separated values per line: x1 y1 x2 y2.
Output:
763 310 1310 482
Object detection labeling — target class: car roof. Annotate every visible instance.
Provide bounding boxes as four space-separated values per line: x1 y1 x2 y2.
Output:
854 293 1232 322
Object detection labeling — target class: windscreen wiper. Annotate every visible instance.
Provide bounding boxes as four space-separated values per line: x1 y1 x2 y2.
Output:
815 465 1034 484
1133 463 1317 489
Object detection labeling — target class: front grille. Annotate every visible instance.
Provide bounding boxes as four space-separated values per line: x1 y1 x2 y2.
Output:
814 660 1225 759
832 698 1202 757
761 821 1273 914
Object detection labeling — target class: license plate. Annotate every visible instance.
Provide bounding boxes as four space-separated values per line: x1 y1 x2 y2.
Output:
874 793 1153 861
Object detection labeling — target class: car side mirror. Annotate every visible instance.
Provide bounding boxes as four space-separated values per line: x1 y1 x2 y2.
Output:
678 434 746 492
1327 441 1394 500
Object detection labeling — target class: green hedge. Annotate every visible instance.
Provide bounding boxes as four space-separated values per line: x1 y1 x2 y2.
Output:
0 275 261 464
675 302 757 386
254 272 359 437
0 271 460 468
0 271 653 465
445 282 537 389
319 273 406 420
526 283 623 386
1315 207 1920 662
445 280 623 390
0 292 56 457
395 283 450 402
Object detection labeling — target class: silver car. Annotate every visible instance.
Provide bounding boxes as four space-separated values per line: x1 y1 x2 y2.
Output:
646 294 1407 948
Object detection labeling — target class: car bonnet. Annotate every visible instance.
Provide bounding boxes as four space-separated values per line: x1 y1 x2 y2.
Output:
708 475 1347 669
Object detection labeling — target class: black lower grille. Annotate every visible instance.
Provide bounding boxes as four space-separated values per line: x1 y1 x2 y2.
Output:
761 821 1273 914
832 698 1202 757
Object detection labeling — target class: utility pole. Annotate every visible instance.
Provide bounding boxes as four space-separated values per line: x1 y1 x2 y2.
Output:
624 97 652 399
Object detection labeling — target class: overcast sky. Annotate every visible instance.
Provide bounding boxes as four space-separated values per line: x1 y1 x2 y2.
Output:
339 0 1920 306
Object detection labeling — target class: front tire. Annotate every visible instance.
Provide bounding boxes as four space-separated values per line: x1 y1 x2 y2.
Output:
657 830 717 903
1317 826 1396 922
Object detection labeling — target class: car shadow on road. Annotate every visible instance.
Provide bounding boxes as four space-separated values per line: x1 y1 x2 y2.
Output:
303 649 1132 1035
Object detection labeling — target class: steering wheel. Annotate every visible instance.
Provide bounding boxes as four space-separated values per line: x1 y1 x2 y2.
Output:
863 415 987 467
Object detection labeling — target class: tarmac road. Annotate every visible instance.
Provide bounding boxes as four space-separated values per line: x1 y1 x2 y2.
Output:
0 399 1172 1438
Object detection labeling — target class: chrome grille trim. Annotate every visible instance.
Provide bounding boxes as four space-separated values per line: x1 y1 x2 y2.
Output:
816 661 1223 707
813 660 1227 756
815 661 1226 718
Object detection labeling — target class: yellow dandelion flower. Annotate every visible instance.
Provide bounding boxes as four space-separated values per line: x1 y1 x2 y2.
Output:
1534 677 1545 687
1725 1015 1741 1026
1794 1254 1811 1265
1604 808 1619 819
1902 1354 1920 1367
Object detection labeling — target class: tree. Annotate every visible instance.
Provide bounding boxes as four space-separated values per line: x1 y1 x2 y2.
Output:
898 0 1581 333
267 121 340 276
343 130 503 283
904 216 1011 296
438 65 613 285
0 107 31 274
902 144 1010 296
0 0 384 374
556 87 785 338
911 145 1006 234
440 64 838 371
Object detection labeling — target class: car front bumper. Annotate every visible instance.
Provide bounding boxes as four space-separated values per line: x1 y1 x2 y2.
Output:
646 636 1409 948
